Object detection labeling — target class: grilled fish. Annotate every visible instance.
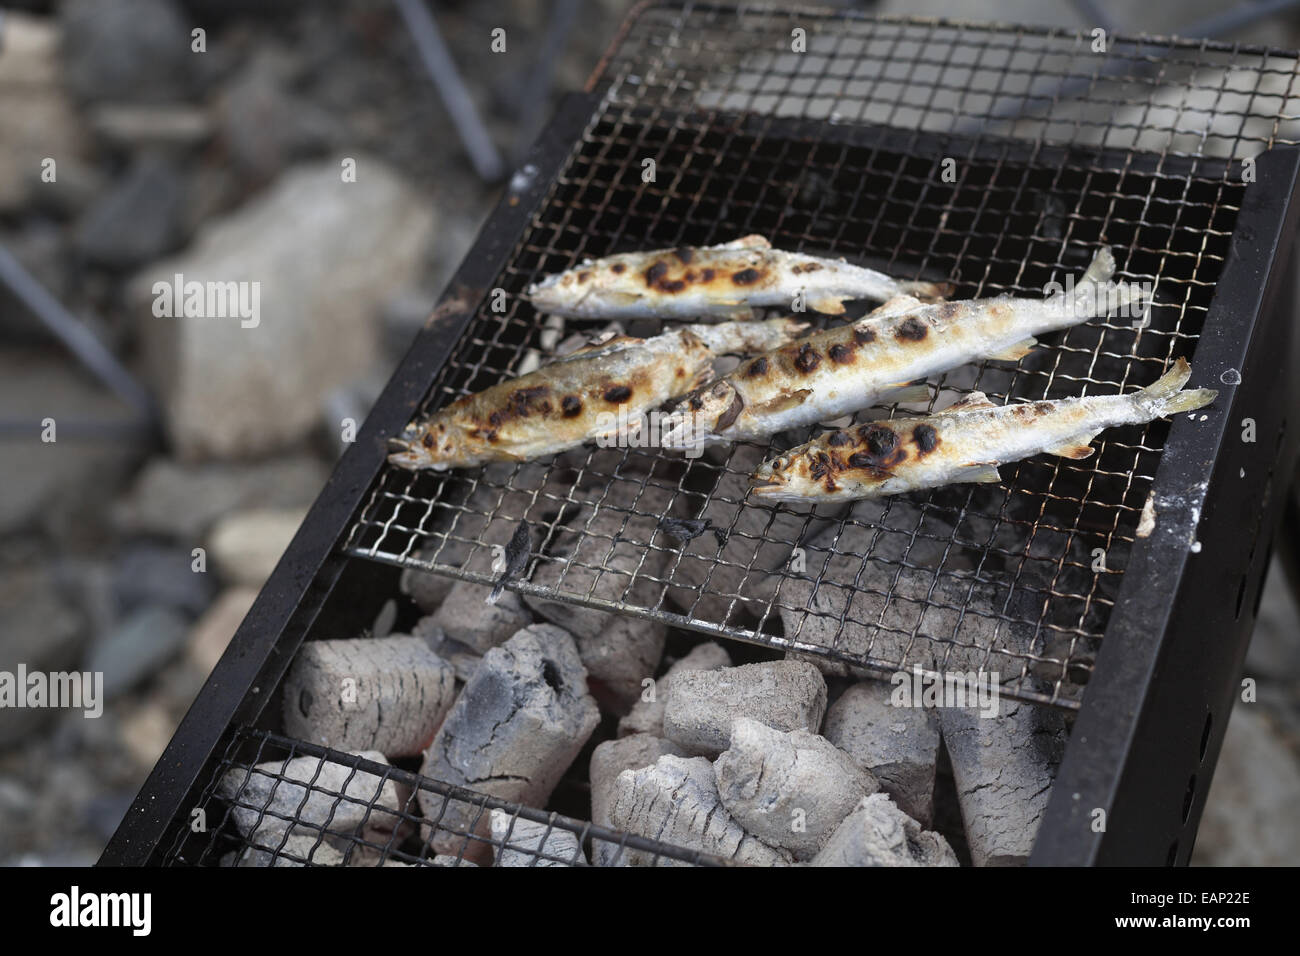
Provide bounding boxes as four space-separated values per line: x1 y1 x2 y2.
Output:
659 247 1144 449
525 235 951 320
752 358 1215 502
387 318 808 471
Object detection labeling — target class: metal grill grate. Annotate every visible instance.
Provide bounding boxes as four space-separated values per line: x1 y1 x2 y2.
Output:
342 3 1300 708
160 727 722 867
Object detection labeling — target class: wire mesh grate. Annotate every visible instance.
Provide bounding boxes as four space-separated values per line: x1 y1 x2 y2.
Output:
160 727 724 867
342 3 1300 708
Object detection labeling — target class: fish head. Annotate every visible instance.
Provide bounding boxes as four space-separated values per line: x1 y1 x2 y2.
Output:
525 258 646 317
659 380 744 449
386 418 469 471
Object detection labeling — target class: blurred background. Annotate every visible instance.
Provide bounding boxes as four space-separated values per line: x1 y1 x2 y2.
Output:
0 0 1297 866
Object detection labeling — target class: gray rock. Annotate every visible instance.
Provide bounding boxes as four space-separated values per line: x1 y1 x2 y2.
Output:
87 604 190 698
0 565 85 748
60 0 198 104
112 543 215 617
662 660 828 757
823 681 941 826
618 641 731 737
0 13 87 213
418 624 599 856
207 507 306 587
939 700 1066 866
216 750 401 843
490 810 587 867
75 154 186 270
88 104 213 151
812 793 959 867
714 718 878 859
111 455 328 540
607 755 793 866
128 156 433 459
282 636 456 758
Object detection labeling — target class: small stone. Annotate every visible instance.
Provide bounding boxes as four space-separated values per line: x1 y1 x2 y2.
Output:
112 542 215 617
187 587 257 675
662 660 827 757
208 508 306 587
88 605 190 698
714 718 878 859
812 793 959 867
74 153 185 269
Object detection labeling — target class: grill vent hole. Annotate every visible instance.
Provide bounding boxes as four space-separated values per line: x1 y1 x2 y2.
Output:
1199 711 1213 761
542 659 563 693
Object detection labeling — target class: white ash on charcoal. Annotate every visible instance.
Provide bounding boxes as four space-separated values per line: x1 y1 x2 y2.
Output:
417 624 599 857
781 523 1040 681
662 660 828 757
281 636 456 758
216 751 402 845
589 734 685 866
490 809 588 867
618 641 731 737
666 444 833 626
812 793 959 867
714 718 879 859
939 698 1067 866
607 754 793 866
823 680 941 827
414 617 483 683
521 459 682 711
222 833 344 868
431 577 533 655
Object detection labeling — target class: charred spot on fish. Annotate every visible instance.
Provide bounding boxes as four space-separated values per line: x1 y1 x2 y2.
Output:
675 367 686 378
701 268 716 282
604 384 633 403
912 423 939 455
859 424 899 457
1033 402 1053 416
611 263 626 274
940 302 962 321
853 326 876 345
715 390 744 431
488 411 504 427
744 357 769 378
896 317 928 342
421 433 435 448
731 268 763 286
829 343 855 364
793 345 821 373
561 395 583 417
674 247 694 265
644 261 669 288
684 270 697 282
689 395 704 410
484 430 498 443
507 385 550 418
792 262 823 275
809 452 837 481
659 279 687 293
578 271 591 283
827 430 852 447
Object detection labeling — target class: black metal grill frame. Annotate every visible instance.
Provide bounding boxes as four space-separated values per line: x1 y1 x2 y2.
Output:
102 3 1300 867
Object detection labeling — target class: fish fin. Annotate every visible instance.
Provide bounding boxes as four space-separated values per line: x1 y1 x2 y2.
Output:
1135 357 1218 417
719 235 770 250
881 383 931 405
1078 247 1116 286
1046 441 1096 460
957 462 1003 484
864 295 925 319
936 391 996 414
898 279 954 301
755 389 813 414
986 337 1038 361
808 296 848 315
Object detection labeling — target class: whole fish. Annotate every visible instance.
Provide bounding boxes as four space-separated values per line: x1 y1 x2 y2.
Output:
525 235 951 320
751 358 1215 502
658 247 1144 450
388 318 808 471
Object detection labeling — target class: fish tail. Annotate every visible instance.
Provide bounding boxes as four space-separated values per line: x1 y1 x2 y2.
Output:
1077 246 1116 287
1135 358 1218 416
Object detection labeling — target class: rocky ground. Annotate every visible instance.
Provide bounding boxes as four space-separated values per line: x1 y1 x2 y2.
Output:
0 0 1297 866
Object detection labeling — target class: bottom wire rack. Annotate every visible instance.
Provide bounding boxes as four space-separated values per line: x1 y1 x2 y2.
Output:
160 727 723 867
